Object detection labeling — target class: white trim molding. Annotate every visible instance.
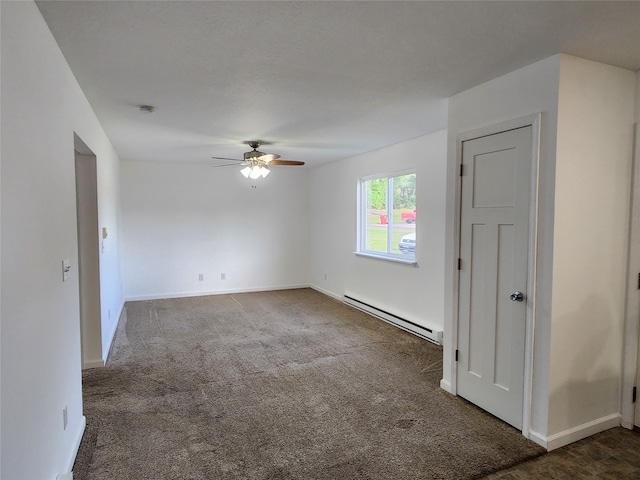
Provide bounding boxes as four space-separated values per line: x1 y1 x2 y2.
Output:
531 413 621 451
82 359 105 370
125 284 310 302
309 284 342 302
62 415 86 475
527 430 548 449
440 379 454 394
101 298 125 365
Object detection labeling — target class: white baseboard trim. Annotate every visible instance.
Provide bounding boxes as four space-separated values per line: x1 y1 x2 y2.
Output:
527 429 548 449
308 284 342 302
531 413 620 451
125 284 311 302
439 379 453 394
61 415 85 477
621 419 635 430
82 358 105 370
101 299 123 365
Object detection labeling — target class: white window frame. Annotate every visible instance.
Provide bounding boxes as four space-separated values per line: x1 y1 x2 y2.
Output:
356 169 417 265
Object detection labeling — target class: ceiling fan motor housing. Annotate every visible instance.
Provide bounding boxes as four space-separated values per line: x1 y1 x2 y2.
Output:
244 150 265 161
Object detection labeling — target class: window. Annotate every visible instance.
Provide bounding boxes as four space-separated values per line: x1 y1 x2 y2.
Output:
358 171 416 262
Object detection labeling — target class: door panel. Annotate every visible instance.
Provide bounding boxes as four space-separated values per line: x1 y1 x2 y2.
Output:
468 223 488 377
495 223 515 390
457 126 532 430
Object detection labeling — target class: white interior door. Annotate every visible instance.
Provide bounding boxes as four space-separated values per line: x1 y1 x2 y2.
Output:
632 124 640 428
457 126 532 430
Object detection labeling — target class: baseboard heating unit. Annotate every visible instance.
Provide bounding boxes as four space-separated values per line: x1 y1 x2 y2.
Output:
343 295 443 345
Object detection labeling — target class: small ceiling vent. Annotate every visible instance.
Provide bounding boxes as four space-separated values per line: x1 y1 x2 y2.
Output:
138 105 157 114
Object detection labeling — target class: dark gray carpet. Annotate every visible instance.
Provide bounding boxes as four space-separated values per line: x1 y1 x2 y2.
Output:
75 288 544 479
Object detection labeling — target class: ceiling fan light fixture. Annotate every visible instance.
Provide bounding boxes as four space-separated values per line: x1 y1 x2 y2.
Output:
249 166 263 180
240 166 252 178
261 166 270 177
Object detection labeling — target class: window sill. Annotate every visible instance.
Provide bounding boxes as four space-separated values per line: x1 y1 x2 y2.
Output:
354 251 418 266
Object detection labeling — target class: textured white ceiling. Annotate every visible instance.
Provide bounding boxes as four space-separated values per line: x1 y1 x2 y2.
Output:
36 1 640 167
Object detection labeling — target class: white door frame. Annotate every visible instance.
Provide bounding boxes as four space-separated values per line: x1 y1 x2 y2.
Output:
449 113 541 439
621 123 640 428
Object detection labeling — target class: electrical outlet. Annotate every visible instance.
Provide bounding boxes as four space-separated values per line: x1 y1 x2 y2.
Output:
63 406 68 430
198 273 204 281
221 273 226 280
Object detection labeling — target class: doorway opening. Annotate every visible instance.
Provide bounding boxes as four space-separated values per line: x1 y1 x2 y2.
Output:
74 133 103 369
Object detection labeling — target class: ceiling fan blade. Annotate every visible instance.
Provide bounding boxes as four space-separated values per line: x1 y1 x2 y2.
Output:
211 163 244 169
258 153 281 162
211 156 243 162
269 160 305 166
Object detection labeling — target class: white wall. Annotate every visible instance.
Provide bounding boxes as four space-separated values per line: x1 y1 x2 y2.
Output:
445 54 636 449
308 130 447 331
1 2 124 478
95 138 124 362
548 56 636 439
121 161 310 299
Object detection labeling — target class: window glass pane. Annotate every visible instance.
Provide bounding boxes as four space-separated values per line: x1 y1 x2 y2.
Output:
359 172 416 260
391 173 416 257
365 178 388 254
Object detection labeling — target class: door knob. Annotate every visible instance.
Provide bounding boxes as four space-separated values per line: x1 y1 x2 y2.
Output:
510 291 524 302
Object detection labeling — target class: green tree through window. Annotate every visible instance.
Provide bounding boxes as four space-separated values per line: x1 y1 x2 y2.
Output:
367 178 387 210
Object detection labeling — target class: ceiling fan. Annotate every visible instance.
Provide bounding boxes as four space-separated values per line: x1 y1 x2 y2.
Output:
212 141 304 187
